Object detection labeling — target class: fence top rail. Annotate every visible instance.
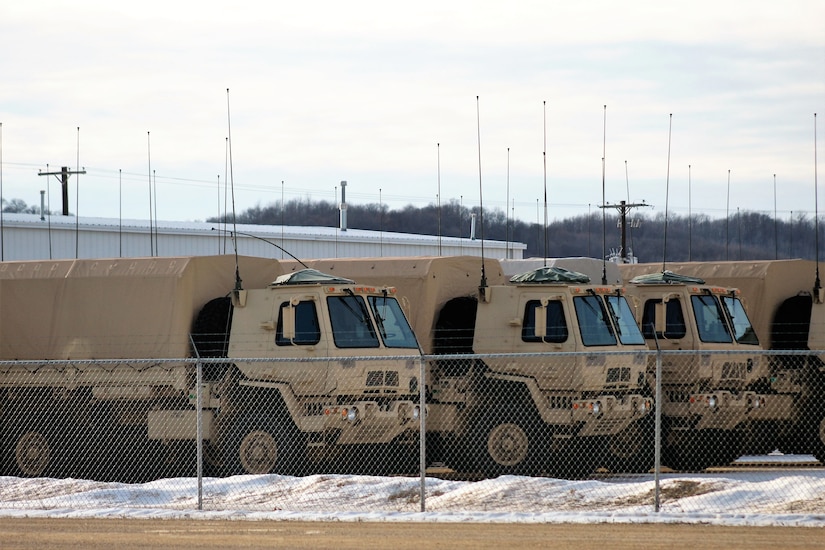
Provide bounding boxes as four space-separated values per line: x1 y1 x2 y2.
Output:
1 348 822 368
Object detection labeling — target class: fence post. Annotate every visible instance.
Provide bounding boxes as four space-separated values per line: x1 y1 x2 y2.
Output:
653 347 662 512
196 358 203 510
189 336 204 511
419 355 427 512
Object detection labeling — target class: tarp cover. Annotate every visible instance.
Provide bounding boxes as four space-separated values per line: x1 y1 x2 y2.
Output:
628 270 706 285
500 257 622 284
272 268 354 286
509 266 590 284
0 255 283 361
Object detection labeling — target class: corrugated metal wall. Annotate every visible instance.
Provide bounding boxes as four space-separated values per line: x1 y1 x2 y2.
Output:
0 214 526 261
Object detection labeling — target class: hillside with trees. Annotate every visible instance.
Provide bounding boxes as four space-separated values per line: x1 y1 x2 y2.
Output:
209 198 823 263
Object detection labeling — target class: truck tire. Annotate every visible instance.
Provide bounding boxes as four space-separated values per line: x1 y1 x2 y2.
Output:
6 421 62 477
223 415 299 476
471 405 543 477
604 417 655 473
663 428 741 471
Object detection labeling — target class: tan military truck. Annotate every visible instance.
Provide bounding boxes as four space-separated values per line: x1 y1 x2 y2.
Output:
622 260 825 464
285 256 653 477
620 266 794 470
0 256 421 480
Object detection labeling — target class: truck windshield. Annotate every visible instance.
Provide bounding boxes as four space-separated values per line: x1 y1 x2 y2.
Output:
605 295 645 345
573 295 617 346
721 296 760 345
367 295 419 349
691 294 733 343
327 295 379 348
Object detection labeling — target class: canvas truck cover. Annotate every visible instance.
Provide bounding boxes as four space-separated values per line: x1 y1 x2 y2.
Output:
509 266 590 284
619 260 818 347
500 257 622 284
0 255 283 361
282 256 508 353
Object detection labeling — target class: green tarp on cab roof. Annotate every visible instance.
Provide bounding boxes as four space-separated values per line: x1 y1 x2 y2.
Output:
509 266 591 284
629 270 706 285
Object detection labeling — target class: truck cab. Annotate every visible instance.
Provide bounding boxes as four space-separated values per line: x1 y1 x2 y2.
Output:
624 270 774 470
430 267 653 477
200 269 423 475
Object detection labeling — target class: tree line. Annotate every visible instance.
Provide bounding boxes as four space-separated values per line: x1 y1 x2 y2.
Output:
4 195 819 262
210 197 824 263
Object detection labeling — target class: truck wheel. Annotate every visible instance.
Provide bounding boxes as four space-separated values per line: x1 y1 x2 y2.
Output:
605 418 655 473
663 429 740 471
473 406 542 477
224 416 298 476
9 425 61 477
239 429 280 474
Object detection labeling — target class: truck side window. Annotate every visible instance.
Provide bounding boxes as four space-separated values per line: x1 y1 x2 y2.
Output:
367 295 419 349
691 294 733 343
327 295 380 348
522 300 568 343
641 299 687 339
276 300 321 346
573 295 617 346
606 295 646 345
722 296 760 345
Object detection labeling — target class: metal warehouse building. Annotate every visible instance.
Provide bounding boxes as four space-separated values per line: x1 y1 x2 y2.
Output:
0 213 526 261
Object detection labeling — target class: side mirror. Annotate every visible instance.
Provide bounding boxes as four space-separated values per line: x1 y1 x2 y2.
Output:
534 298 548 338
654 301 667 336
282 302 296 342
231 289 247 308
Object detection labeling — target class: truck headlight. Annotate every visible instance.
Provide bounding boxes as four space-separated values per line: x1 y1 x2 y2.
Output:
591 401 601 415
708 395 718 408
342 407 358 422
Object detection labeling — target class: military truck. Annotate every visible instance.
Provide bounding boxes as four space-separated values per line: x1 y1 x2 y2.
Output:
618 269 781 470
621 260 825 464
0 255 422 480
285 256 653 477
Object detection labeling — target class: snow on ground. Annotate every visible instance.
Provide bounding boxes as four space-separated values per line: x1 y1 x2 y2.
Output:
1 455 823 527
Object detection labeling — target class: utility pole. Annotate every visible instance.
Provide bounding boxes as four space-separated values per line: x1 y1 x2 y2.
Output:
598 200 651 262
38 166 86 216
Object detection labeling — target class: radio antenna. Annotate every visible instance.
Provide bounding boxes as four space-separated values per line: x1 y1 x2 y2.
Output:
147 131 154 256
75 126 80 258
476 95 487 293
601 105 607 284
1 122 4 261
814 113 821 300
226 88 242 291
543 100 548 265
662 114 673 273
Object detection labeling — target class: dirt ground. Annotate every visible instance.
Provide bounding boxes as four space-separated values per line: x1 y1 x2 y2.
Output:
0 518 821 550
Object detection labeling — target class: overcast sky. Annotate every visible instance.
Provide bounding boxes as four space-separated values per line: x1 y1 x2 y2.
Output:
1 1 823 228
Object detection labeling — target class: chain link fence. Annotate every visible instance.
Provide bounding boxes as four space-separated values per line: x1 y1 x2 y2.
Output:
1 349 823 515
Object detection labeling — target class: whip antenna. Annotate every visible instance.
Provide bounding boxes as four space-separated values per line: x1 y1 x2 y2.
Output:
543 100 548 265
476 96 487 293
601 105 607 284
1 122 4 261
226 88 242 291
147 131 154 256
814 113 821 300
662 114 672 273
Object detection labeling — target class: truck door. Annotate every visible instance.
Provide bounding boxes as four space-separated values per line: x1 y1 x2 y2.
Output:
640 297 694 350
274 297 330 396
